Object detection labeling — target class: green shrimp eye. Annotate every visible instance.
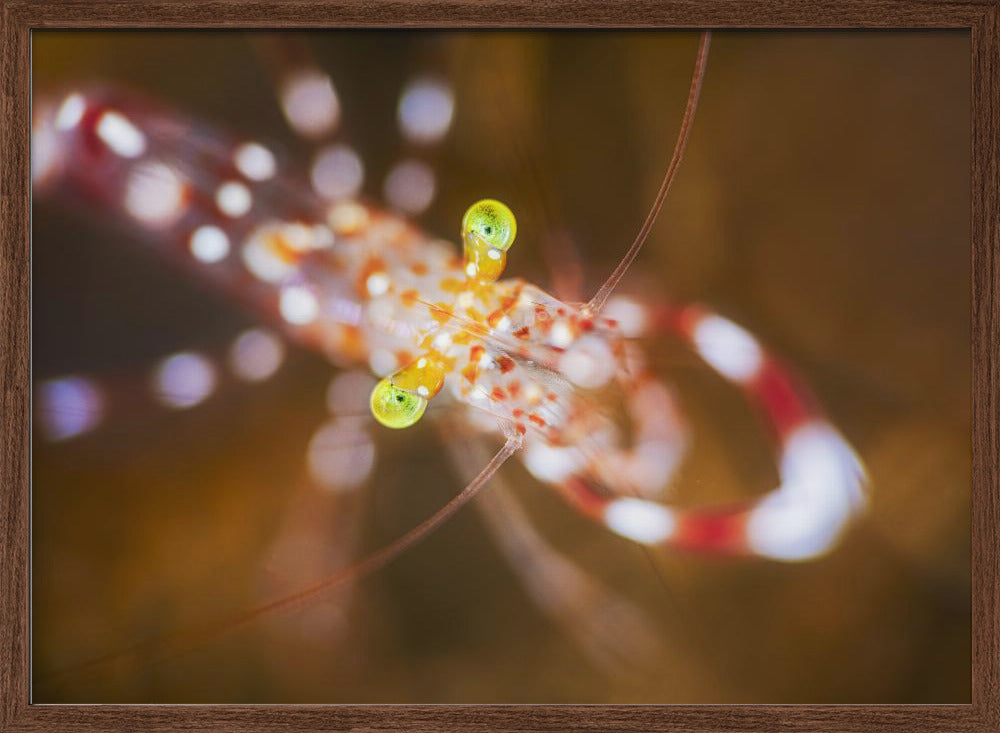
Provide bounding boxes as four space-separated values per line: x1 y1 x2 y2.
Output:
370 377 428 429
462 199 517 252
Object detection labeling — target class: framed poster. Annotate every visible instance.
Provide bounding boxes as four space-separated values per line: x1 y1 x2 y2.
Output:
2 1 995 731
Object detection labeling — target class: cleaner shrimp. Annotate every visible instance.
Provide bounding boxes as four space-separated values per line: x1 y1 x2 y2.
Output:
29 30 908 704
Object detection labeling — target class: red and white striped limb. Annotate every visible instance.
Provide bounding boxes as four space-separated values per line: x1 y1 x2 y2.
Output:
531 298 867 562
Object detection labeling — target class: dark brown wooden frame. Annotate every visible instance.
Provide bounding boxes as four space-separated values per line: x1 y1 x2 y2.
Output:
2 1 996 730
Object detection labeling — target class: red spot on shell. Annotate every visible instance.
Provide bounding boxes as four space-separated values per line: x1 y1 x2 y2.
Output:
559 477 607 519
80 106 111 156
262 231 305 267
516 423 527 435
513 326 531 339
528 413 547 427
497 355 516 374
356 256 388 298
674 508 747 554
752 359 814 438
490 386 507 402
675 305 707 338
512 408 525 418
507 381 521 399
410 262 428 276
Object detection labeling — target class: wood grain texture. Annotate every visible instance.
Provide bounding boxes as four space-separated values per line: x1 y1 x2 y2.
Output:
3 0 997 731
0 0 995 28
970 2 1000 731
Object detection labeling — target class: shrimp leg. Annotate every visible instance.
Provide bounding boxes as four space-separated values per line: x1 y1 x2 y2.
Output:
36 328 288 441
441 423 665 672
532 299 867 561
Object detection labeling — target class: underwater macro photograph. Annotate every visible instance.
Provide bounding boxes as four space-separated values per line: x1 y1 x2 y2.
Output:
30 29 970 704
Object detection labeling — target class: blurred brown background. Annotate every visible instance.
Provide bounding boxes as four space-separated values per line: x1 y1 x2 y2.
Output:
32 30 970 703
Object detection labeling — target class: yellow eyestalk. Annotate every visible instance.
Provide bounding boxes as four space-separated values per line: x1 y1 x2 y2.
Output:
369 353 448 429
370 378 427 429
461 199 517 283
462 198 517 251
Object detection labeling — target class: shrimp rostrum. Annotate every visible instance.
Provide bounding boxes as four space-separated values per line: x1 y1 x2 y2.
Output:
32 30 868 673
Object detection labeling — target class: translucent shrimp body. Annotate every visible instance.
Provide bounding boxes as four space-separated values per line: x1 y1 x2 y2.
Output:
33 76 866 565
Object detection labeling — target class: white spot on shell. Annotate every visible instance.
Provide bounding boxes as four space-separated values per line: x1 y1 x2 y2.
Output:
189 225 230 263
152 352 217 409
745 421 866 561
383 159 436 214
603 296 648 338
55 93 86 130
558 334 615 389
549 321 574 349
280 222 321 253
96 110 146 158
327 201 369 234
523 383 543 403
242 224 297 283
692 314 764 384
229 329 285 382
398 78 455 145
281 70 340 138
365 272 390 297
215 181 252 218
604 498 677 545
38 376 104 440
523 441 583 484
311 144 363 200
432 333 453 352
279 285 319 325
124 161 186 227
233 142 277 181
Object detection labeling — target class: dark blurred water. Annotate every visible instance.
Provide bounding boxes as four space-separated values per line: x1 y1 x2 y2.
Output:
32 30 970 703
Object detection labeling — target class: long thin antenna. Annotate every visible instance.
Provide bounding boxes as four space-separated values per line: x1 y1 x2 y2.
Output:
587 30 712 315
50 434 523 685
